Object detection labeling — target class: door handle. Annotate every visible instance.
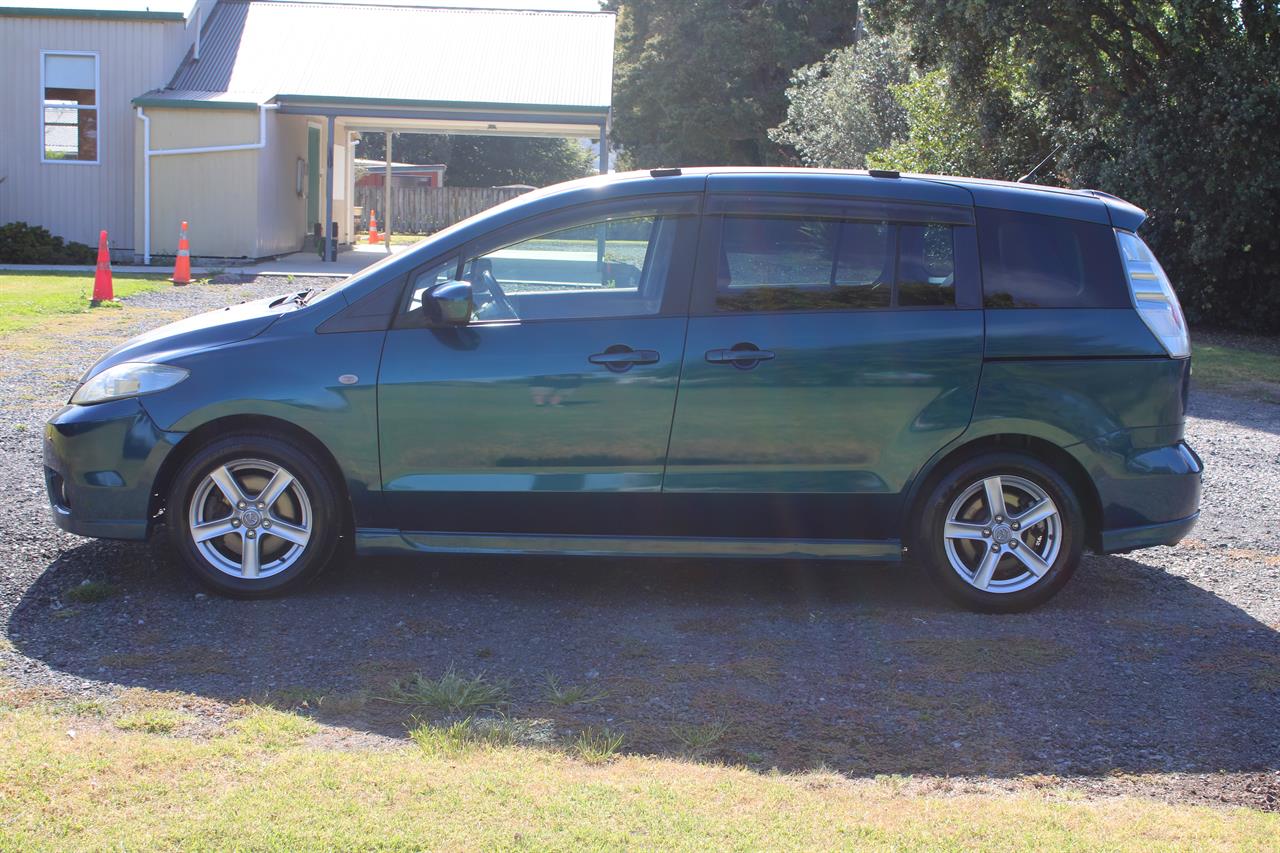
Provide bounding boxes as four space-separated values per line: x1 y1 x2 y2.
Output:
589 346 660 372
705 343 776 369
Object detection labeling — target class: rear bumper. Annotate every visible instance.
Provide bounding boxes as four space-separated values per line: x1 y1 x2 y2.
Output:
1100 511 1199 554
43 399 181 541
1069 431 1203 554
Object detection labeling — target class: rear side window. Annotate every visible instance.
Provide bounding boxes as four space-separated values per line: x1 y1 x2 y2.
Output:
977 208 1128 308
715 216 956 312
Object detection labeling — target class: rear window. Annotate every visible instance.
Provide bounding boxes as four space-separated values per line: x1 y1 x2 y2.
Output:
977 208 1128 308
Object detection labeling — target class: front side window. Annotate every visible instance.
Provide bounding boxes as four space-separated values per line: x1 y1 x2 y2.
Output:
461 214 680 322
42 52 99 163
715 215 956 312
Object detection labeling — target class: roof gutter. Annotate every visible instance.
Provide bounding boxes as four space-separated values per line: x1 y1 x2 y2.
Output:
136 103 279 264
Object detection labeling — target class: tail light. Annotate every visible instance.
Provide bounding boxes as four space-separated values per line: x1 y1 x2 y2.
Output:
1116 230 1189 358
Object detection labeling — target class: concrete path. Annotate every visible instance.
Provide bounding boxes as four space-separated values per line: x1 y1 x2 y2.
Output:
239 243 410 277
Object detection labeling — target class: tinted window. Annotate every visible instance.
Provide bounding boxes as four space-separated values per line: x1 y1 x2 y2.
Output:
977 208 1128 308
715 216 958 312
897 224 955 306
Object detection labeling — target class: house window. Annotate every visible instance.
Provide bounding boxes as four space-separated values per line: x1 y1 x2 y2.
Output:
41 51 99 163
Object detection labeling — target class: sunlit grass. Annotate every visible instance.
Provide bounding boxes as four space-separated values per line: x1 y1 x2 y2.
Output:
1192 342 1280 402
0 272 171 333
0 704 1277 849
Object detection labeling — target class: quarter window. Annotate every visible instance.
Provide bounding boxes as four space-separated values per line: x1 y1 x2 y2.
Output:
715 216 957 312
977 208 1129 308
42 52 99 163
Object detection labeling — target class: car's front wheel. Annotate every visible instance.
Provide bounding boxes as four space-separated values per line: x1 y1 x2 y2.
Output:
917 453 1084 613
167 433 342 597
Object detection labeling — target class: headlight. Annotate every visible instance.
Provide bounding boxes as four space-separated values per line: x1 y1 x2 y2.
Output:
70 362 189 405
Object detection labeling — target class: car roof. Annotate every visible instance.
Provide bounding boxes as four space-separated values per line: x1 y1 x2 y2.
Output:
527 167 1145 231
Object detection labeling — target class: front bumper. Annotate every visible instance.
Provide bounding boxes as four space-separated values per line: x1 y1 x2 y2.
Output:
43 398 182 540
1069 430 1203 554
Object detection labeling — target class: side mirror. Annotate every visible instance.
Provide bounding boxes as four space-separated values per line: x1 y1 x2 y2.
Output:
425 280 473 326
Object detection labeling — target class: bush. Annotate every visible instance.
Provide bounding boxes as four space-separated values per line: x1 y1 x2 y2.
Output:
0 221 97 264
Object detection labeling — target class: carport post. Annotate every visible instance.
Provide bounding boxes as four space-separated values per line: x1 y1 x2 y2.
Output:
324 115 336 262
598 121 608 174
384 131 392 254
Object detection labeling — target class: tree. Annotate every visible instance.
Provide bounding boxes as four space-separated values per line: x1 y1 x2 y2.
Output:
606 0 862 167
770 30 913 169
357 134 596 187
856 0 1280 332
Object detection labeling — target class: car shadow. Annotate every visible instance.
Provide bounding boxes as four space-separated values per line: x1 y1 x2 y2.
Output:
8 534 1280 780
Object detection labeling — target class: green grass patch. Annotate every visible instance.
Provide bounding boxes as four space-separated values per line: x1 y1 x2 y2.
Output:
380 664 509 712
542 672 608 707
62 579 116 604
0 709 1277 848
572 726 625 764
1192 342 1280 402
0 272 171 333
115 708 188 735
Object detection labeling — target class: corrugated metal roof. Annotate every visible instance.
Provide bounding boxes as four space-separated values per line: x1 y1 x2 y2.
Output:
158 0 613 111
0 0 192 20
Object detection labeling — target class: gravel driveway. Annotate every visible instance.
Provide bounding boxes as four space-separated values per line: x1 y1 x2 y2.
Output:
2 277 1278 811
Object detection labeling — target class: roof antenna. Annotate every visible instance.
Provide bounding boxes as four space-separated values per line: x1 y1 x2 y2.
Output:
1016 144 1061 184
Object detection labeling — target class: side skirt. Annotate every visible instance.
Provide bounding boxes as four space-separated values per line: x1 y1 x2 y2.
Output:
355 529 902 561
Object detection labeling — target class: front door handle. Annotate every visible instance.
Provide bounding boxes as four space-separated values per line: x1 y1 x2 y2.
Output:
589 345 660 372
705 343 776 369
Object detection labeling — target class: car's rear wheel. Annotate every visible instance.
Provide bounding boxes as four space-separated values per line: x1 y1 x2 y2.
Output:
167 433 341 597
917 453 1083 613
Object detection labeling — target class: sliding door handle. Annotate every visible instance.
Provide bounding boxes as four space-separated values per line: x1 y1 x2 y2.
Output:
705 343 775 369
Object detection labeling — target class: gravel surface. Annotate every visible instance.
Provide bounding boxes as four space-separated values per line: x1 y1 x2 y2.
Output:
2 279 1279 812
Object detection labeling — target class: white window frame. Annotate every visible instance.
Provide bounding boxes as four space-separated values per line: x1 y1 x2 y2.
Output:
40 49 101 166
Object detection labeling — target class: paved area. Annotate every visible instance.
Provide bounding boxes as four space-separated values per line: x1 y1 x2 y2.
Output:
241 243 410 276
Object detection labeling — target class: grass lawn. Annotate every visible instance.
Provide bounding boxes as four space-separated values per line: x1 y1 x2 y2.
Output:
0 272 171 334
0 700 1275 851
1192 339 1280 402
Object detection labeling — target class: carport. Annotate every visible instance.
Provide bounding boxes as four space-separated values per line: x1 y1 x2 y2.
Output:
133 0 614 261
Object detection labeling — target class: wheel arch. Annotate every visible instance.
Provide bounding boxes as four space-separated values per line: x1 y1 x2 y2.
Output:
147 413 355 539
903 433 1103 552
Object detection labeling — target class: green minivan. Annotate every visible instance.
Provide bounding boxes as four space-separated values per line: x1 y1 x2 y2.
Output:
44 168 1201 611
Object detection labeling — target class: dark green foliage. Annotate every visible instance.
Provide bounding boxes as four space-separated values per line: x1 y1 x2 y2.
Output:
0 222 97 264
606 0 862 167
850 0 1280 332
357 134 596 187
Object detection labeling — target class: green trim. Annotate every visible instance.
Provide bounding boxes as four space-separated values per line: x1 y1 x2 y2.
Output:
0 6 184 20
132 96 260 111
275 93 609 117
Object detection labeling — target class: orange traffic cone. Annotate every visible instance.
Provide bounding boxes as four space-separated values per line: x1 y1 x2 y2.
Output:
172 221 191 285
90 230 113 306
368 209 381 245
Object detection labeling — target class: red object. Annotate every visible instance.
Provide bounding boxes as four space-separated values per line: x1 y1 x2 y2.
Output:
172 221 191 285
91 230 113 304
368 209 381 245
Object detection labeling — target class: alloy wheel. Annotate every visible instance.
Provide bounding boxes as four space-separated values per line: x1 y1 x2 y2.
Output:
186 458 313 580
941 474 1062 594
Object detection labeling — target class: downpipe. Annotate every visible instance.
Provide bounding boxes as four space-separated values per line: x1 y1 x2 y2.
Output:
136 103 280 264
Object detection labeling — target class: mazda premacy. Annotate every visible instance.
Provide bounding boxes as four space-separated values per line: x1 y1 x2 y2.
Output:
44 168 1202 611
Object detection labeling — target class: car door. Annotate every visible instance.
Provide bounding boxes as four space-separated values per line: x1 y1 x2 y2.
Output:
377 194 701 538
662 179 984 544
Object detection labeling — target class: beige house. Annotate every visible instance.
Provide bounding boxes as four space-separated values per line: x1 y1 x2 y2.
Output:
1 0 614 262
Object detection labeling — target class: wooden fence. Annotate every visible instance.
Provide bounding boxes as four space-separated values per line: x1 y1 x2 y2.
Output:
353 186 532 234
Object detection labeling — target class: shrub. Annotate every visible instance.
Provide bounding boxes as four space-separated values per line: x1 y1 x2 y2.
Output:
0 221 97 264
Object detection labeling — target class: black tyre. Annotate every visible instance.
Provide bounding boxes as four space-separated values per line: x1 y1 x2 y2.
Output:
166 432 342 598
916 452 1083 613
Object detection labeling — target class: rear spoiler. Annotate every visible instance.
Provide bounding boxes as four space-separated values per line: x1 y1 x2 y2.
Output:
1082 190 1146 232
